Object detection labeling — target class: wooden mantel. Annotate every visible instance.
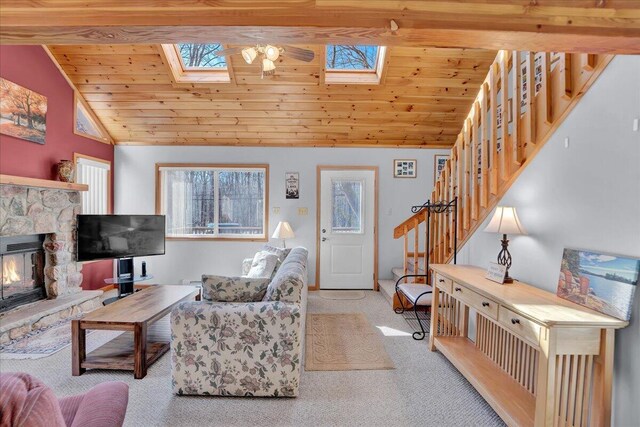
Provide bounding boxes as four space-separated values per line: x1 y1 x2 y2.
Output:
0 174 88 192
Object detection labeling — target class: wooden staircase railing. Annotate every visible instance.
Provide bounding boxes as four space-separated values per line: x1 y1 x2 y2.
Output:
394 51 613 280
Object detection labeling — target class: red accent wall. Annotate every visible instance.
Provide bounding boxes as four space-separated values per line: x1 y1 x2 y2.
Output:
0 45 114 290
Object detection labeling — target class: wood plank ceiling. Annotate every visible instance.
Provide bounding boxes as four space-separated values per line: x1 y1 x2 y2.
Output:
48 44 497 148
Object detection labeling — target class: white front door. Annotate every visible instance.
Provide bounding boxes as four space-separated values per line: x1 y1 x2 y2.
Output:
319 168 376 289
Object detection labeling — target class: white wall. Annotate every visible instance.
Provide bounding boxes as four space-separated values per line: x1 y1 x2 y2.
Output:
114 146 448 285
459 55 640 425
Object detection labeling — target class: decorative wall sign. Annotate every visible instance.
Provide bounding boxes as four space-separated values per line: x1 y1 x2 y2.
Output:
557 248 639 321
486 262 507 284
0 78 48 144
394 159 417 178
433 155 448 182
285 172 299 199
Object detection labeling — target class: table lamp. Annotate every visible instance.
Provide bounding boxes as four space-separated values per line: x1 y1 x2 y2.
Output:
483 206 527 283
272 221 295 248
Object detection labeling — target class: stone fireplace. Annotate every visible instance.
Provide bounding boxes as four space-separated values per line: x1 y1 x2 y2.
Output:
0 180 102 343
1 185 84 297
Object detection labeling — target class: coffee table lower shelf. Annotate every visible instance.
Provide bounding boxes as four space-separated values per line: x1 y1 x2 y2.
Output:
82 331 170 372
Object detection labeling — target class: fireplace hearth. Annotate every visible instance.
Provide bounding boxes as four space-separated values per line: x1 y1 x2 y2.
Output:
0 234 46 313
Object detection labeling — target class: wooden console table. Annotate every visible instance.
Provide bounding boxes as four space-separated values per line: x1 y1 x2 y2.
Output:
72 285 198 379
429 265 627 427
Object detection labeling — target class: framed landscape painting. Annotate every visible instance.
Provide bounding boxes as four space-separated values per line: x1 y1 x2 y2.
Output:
0 78 47 144
557 248 639 321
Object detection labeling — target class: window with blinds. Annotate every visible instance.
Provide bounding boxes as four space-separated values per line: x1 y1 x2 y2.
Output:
75 155 111 215
157 164 268 240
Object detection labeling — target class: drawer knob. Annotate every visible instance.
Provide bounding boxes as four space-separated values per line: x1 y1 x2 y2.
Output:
454 287 462 292
438 279 445 283
482 302 490 307
511 318 520 325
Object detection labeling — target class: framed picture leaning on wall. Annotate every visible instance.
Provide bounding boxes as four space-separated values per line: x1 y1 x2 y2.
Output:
557 248 639 321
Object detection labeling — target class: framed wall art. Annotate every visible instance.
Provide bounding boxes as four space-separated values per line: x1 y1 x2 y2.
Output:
285 172 299 199
394 159 417 178
0 78 47 144
433 155 449 182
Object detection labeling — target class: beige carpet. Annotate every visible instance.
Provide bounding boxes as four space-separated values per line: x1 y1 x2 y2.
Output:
305 312 395 371
0 292 504 426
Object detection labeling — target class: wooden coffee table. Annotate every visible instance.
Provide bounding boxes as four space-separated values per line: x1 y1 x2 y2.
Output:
72 285 199 379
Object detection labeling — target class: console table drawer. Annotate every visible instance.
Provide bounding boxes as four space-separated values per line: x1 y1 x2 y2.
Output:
434 273 453 294
498 307 542 346
452 284 498 319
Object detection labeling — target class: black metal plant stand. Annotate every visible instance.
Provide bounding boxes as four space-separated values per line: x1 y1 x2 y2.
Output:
395 198 458 340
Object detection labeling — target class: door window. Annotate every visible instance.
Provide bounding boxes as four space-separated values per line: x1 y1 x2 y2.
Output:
331 179 364 234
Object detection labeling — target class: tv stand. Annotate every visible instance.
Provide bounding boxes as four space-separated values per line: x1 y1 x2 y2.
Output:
103 258 154 305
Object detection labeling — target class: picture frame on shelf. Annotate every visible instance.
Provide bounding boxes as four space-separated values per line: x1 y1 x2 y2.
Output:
557 248 639 321
394 159 417 178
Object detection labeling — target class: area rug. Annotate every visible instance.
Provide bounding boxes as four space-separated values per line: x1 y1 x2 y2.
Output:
0 317 120 360
318 290 366 300
305 312 395 371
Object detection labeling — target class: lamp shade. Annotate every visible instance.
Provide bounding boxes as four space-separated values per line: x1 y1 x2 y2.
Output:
262 58 276 72
241 47 257 64
264 45 280 61
484 206 527 235
272 221 295 240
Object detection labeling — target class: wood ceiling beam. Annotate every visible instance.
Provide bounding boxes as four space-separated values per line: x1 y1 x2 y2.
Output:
2 1 640 53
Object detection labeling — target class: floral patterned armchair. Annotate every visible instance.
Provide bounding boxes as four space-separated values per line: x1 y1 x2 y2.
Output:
171 247 308 397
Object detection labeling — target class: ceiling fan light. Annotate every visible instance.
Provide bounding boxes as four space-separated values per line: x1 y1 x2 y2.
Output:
264 45 280 61
262 58 276 72
241 47 257 64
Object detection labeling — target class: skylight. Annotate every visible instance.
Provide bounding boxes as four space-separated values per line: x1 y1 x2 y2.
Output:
176 43 227 69
324 45 387 85
326 45 379 71
160 43 231 84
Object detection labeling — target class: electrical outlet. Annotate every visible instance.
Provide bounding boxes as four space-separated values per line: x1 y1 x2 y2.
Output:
298 207 308 216
564 137 570 149
272 207 280 214
633 118 639 132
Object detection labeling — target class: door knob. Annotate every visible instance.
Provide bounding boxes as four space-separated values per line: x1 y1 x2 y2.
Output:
322 237 328 242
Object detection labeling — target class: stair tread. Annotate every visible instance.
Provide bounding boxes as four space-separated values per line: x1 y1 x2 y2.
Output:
377 280 396 306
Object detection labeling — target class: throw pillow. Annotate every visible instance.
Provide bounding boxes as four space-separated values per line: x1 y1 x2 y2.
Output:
261 244 292 264
202 275 270 302
247 251 279 279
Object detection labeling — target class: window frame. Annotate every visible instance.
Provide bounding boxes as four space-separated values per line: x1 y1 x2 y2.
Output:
160 44 232 84
155 163 269 242
324 45 388 85
73 92 112 144
73 152 112 214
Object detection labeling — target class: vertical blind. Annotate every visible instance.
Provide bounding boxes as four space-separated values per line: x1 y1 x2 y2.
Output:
76 157 110 214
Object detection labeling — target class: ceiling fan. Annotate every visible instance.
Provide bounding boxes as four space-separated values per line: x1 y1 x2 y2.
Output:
216 44 315 78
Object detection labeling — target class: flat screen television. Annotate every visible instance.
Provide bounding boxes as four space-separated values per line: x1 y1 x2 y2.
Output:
77 215 166 262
